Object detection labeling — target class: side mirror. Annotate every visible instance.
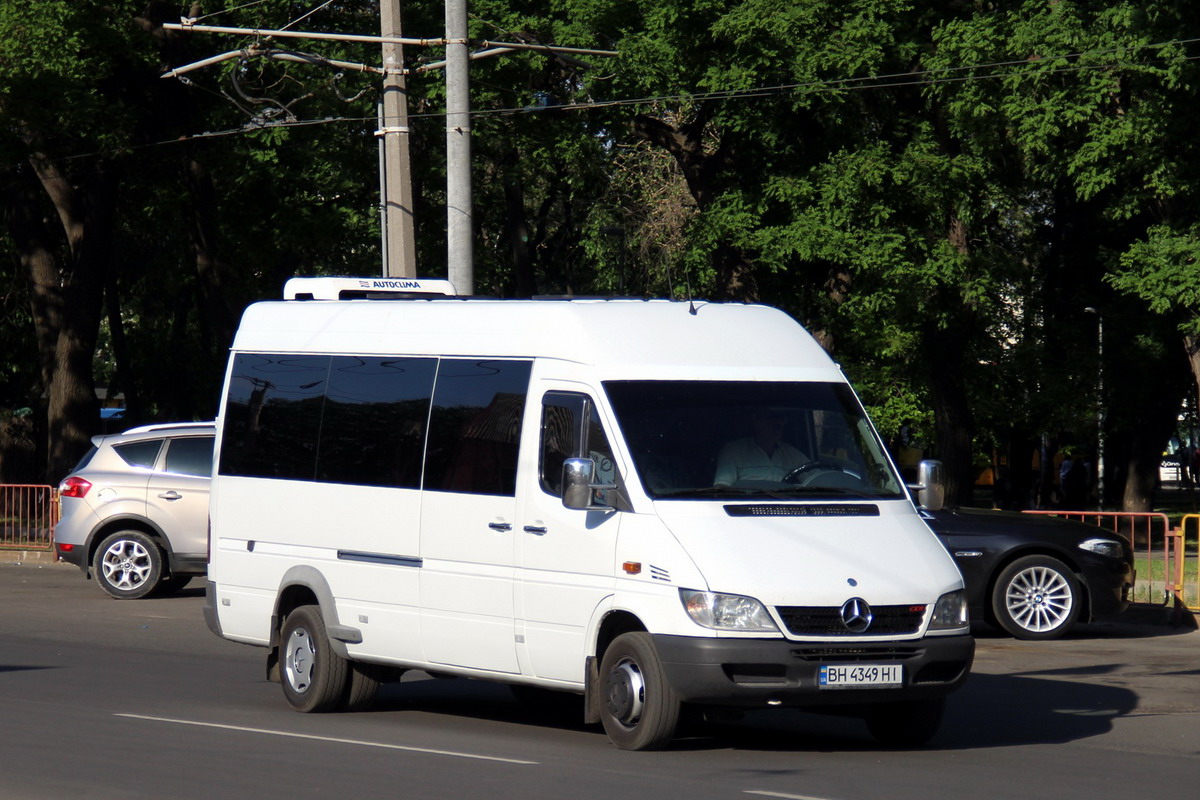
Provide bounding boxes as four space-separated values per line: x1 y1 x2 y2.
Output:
909 459 946 511
562 457 616 511
562 458 596 510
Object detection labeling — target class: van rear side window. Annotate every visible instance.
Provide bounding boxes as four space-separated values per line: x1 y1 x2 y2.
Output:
219 355 328 480
219 353 438 488
218 353 529 495
318 356 437 488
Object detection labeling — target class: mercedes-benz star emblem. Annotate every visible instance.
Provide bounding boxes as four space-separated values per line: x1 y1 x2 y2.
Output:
840 597 873 633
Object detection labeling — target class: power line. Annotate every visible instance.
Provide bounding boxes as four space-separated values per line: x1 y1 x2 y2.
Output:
17 42 1200 167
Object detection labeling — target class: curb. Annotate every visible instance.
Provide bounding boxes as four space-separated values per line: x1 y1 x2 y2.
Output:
2 549 64 566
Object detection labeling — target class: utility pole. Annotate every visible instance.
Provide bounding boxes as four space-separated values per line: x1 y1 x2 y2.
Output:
161 15 615 294
445 0 473 294
379 0 417 277
1085 306 1105 509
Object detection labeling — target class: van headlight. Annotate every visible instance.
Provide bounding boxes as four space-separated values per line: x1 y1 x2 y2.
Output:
928 589 969 632
680 589 779 632
1079 538 1124 559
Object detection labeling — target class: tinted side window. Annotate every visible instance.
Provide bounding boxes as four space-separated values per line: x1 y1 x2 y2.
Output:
114 440 163 469
424 359 532 496
219 354 329 480
317 356 436 488
162 437 215 477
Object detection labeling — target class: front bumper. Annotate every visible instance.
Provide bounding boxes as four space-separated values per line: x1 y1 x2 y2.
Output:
652 633 974 707
1083 554 1135 620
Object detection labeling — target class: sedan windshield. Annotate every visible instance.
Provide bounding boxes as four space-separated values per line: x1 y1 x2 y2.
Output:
604 380 904 500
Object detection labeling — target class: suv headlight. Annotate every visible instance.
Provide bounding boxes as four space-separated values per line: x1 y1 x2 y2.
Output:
928 589 969 632
680 589 779 632
1079 538 1124 559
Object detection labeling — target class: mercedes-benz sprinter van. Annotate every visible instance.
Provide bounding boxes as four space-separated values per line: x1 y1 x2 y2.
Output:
204 278 972 750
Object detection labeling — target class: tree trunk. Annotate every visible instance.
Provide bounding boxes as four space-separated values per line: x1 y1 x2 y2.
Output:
502 153 536 297
182 154 238 351
923 324 976 506
1117 391 1178 512
1111 336 1190 511
20 146 116 480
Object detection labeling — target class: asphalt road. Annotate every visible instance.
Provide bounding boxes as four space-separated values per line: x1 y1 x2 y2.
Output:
1 560 1196 800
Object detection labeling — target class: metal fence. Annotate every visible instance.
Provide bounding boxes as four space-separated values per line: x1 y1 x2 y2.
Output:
0 484 58 551
1023 510 1195 613
1176 515 1200 613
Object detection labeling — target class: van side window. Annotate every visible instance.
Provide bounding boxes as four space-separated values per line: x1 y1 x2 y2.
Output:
423 359 532 496
317 356 436 488
540 392 617 499
219 354 329 480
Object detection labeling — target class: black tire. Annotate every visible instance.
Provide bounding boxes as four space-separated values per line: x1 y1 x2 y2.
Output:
865 698 945 747
340 662 381 712
93 530 165 600
279 605 349 713
991 555 1081 640
598 632 681 751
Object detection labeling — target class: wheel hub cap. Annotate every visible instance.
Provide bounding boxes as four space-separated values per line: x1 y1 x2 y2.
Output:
1007 567 1073 632
285 629 314 693
605 659 645 725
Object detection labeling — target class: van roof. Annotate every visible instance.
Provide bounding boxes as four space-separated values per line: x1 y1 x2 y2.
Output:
231 297 842 381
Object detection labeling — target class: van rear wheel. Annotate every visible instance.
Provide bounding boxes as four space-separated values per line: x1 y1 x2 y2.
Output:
598 632 681 750
280 605 348 713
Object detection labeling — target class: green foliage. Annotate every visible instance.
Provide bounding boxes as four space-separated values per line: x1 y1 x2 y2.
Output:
2 0 1199 496
1110 225 1200 333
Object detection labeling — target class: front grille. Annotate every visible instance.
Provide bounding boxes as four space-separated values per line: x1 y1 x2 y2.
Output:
790 646 923 663
776 604 926 636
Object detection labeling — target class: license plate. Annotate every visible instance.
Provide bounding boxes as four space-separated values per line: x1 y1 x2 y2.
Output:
818 663 903 689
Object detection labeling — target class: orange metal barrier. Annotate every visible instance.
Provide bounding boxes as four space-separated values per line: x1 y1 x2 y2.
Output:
1023 510 1188 611
0 484 59 551
1178 515 1199 612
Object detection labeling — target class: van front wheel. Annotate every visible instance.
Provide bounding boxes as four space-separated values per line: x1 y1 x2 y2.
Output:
598 632 681 750
280 605 348 713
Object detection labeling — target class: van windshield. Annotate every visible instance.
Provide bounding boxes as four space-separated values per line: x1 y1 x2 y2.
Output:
604 381 905 500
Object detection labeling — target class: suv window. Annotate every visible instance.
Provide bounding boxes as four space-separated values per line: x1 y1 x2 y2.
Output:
114 439 164 469
162 437 215 477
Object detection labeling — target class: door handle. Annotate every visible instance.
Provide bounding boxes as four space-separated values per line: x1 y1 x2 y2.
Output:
157 491 182 501
488 522 512 532
523 525 548 535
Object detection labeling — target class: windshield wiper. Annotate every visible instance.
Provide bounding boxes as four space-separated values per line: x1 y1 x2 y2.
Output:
766 486 888 499
653 486 760 498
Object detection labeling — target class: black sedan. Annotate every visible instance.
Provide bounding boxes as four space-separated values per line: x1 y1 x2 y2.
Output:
922 507 1135 640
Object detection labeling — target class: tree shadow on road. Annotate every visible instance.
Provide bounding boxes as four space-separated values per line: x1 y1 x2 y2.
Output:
365 668 1140 753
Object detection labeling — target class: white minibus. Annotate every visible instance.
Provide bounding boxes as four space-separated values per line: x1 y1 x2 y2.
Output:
204 278 973 750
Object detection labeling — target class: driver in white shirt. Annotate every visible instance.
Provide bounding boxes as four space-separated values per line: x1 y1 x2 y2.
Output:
713 407 807 487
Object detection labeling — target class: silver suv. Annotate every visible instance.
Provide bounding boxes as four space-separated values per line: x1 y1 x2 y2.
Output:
54 422 215 599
